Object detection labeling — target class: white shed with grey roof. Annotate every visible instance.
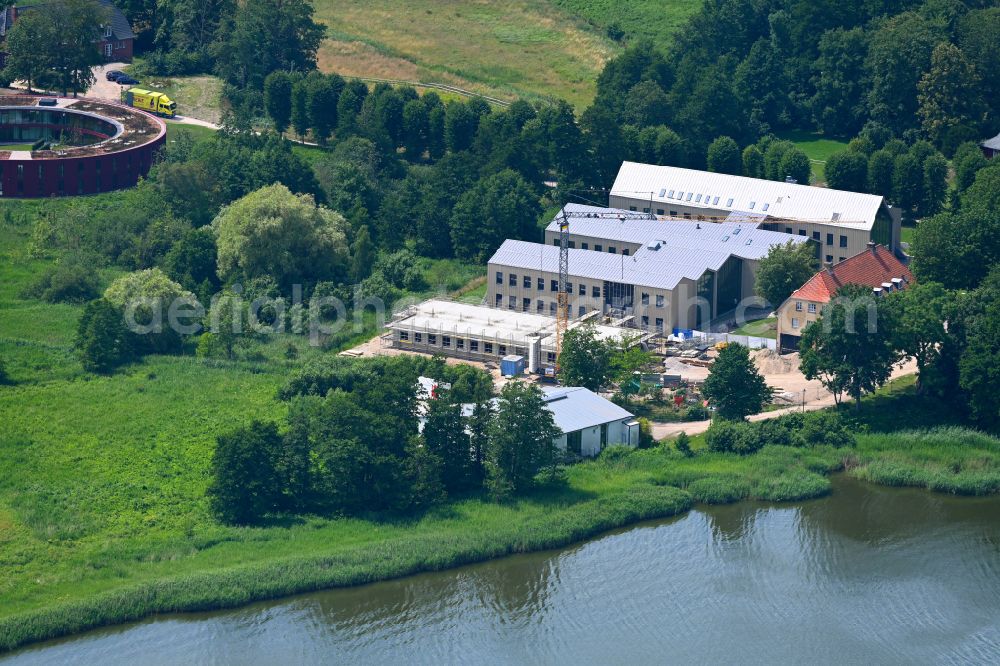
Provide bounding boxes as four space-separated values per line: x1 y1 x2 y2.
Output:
541 387 638 456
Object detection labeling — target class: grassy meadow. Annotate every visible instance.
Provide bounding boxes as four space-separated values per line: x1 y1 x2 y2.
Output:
313 0 621 107
778 130 851 185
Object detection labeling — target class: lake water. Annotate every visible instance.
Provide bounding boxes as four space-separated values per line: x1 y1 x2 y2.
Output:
5 477 1000 665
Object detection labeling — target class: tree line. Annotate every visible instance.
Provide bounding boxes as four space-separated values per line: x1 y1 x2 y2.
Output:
207 355 562 524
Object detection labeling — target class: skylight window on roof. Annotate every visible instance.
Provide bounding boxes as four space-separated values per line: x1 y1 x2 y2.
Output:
686 193 693 201
695 194 702 203
726 198 734 206
776 197 783 203
659 188 666 197
677 191 684 199
668 190 675 198
733 227 741 235
745 239 753 245
722 236 729 242
712 196 719 205
831 212 841 221
749 201 755 209
762 203 770 211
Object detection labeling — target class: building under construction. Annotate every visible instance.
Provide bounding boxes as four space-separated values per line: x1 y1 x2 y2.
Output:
385 299 651 372
488 204 807 332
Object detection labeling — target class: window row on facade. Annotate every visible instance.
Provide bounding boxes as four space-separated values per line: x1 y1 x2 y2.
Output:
396 330 557 364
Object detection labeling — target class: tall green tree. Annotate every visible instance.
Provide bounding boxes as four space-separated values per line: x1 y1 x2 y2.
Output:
755 240 818 307
706 136 742 175
558 323 614 391
449 169 540 262
75 298 135 374
810 27 869 137
799 284 900 408
2 9 53 92
824 151 868 192
917 42 987 155
307 74 339 144
888 282 949 393
264 71 293 135
290 78 310 139
212 183 350 289
702 343 771 421
208 421 285 524
485 382 560 500
422 394 476 494
865 12 938 136
214 0 325 90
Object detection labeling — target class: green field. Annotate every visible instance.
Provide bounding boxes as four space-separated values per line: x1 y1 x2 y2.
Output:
312 0 696 108
778 130 851 185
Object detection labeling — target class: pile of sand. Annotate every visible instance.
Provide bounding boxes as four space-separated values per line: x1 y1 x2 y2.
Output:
753 348 796 375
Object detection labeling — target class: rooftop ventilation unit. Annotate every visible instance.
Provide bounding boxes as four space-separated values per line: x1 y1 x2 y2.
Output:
646 241 662 251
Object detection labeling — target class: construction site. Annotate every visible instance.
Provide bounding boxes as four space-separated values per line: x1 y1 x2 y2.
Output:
383 299 654 376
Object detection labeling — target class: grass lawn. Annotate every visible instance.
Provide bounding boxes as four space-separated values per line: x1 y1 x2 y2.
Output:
313 0 620 108
730 316 777 339
901 224 916 246
0 144 36 151
551 0 700 44
125 68 225 124
777 130 850 185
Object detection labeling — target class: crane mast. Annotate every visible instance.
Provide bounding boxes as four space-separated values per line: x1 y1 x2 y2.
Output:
553 206 656 371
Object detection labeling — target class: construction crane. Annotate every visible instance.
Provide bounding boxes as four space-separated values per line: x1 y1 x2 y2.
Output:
553 206 656 371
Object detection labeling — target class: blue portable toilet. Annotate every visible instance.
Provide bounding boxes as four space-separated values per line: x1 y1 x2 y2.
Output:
500 355 525 377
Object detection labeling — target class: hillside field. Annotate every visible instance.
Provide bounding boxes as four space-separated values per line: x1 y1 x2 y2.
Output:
313 0 699 108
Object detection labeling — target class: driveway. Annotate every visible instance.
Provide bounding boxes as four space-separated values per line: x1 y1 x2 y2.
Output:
90 62 131 103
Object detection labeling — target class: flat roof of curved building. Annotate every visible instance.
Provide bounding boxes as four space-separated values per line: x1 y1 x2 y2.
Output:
0 96 165 160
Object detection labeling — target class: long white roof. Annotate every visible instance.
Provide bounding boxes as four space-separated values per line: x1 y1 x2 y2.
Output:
387 300 636 347
546 204 802 260
611 162 884 230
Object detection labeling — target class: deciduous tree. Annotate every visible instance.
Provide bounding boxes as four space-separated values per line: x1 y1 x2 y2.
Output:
702 343 771 420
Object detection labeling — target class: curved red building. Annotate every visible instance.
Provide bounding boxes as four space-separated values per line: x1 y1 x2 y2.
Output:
0 96 166 198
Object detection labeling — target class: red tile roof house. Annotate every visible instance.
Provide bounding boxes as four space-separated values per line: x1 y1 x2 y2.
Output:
0 0 135 68
776 242 914 352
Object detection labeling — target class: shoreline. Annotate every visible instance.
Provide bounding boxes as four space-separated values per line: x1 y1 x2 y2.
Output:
4 431 998 655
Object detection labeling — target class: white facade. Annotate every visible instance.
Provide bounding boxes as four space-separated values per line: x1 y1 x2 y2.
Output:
541 387 639 457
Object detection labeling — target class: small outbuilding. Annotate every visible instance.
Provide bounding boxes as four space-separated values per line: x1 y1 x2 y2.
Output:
541 386 639 457
982 132 1000 159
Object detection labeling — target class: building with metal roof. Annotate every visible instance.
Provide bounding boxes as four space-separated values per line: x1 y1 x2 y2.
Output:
540 387 638 456
608 162 900 263
982 131 1000 159
487 204 807 333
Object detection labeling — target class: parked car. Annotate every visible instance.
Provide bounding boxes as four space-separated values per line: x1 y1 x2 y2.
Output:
117 74 139 85
105 70 124 82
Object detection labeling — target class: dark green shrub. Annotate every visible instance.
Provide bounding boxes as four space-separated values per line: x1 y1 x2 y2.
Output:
599 444 634 462
800 411 855 447
675 432 693 457
685 404 709 421
21 261 101 304
706 420 762 455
